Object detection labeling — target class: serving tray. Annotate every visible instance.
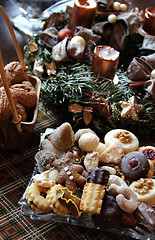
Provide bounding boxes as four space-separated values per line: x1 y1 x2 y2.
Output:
19 128 155 240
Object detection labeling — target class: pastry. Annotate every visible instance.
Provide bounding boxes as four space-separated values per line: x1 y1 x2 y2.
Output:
78 132 99 152
25 182 51 212
92 194 123 229
129 178 155 206
74 128 96 142
80 168 110 214
46 184 69 215
32 169 58 188
56 187 82 218
121 151 150 180
99 139 124 164
138 146 155 166
53 152 86 194
49 122 75 151
104 129 139 153
35 149 58 172
11 81 37 109
84 151 99 171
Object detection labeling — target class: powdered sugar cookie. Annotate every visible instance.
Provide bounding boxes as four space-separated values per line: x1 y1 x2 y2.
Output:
32 169 59 188
84 151 99 171
78 132 99 152
99 139 124 164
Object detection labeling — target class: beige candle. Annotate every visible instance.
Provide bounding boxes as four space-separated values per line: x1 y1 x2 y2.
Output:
91 46 120 79
143 7 155 36
68 0 97 33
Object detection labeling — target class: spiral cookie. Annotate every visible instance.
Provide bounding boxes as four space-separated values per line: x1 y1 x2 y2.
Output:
25 182 51 212
11 81 37 109
104 129 139 153
121 151 150 180
129 178 155 206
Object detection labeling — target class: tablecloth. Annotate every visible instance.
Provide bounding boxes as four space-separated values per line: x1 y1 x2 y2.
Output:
0 104 140 240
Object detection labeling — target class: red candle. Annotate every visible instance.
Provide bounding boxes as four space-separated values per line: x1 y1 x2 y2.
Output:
143 7 155 36
68 0 97 33
91 46 120 79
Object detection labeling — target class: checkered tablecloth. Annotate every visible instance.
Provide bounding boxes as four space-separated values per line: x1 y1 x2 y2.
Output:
0 104 144 240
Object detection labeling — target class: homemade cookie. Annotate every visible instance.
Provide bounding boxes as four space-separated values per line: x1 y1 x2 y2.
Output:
46 184 69 215
80 168 110 214
53 152 86 194
32 169 58 188
129 178 155 206
99 139 124 164
25 182 51 212
104 129 139 153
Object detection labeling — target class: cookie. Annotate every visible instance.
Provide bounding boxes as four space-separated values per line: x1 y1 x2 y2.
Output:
99 139 124 164
35 149 58 173
121 151 150 180
138 146 155 166
46 184 69 215
32 169 58 188
78 132 99 152
25 182 51 212
80 168 110 214
129 178 155 206
56 187 82 218
49 122 75 151
104 129 139 153
84 151 99 171
53 152 86 194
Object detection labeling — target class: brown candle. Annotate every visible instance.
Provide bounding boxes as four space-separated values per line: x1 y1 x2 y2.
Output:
68 0 97 33
91 46 120 79
143 7 155 36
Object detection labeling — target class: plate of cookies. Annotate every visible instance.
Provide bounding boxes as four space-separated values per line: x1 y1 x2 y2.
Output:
19 122 155 239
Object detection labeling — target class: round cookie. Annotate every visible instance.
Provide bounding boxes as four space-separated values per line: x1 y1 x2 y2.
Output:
104 129 139 153
25 182 51 212
78 132 99 152
129 178 155 206
74 128 96 142
121 151 150 180
138 146 155 166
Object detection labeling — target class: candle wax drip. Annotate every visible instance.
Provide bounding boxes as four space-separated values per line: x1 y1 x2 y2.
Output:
97 48 119 61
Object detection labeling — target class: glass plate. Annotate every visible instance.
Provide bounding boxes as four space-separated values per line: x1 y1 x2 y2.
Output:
19 128 155 240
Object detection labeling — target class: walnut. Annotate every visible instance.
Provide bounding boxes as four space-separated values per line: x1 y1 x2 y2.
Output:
3 61 25 86
133 178 154 194
115 130 132 143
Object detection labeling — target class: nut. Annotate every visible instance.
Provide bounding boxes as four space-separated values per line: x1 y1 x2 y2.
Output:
133 178 154 194
116 130 132 143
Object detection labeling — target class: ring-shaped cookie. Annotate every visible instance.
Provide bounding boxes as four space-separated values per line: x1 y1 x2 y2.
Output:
25 182 51 212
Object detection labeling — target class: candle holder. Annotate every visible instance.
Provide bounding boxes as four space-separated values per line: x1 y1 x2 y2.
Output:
143 7 155 36
68 0 97 33
91 45 120 80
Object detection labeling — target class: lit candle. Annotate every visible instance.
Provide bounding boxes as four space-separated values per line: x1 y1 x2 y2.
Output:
91 46 120 79
143 7 155 36
68 0 97 33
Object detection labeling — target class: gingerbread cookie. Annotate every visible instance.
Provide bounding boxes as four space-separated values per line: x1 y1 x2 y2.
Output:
53 152 86 194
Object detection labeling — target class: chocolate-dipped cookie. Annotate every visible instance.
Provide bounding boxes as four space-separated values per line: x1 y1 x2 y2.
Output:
121 151 149 180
